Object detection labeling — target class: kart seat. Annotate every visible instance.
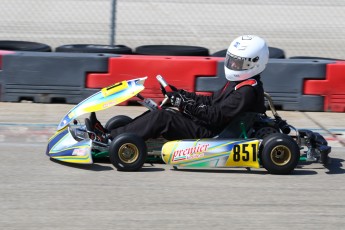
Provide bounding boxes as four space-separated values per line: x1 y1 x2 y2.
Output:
215 112 259 138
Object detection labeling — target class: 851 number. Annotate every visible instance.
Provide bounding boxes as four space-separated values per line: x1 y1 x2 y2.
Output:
232 144 257 162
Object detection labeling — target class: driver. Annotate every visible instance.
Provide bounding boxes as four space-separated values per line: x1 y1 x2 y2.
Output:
88 35 269 142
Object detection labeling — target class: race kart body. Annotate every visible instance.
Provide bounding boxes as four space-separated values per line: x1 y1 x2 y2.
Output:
46 76 331 174
47 77 148 163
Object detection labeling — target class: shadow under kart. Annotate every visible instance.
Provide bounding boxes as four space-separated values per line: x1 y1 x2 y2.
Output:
46 76 331 175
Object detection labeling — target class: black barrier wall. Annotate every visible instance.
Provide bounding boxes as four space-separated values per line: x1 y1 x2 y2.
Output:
263 59 332 111
0 52 117 103
196 59 334 111
0 52 335 112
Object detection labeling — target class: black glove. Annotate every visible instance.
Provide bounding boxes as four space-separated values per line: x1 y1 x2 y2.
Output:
167 91 195 110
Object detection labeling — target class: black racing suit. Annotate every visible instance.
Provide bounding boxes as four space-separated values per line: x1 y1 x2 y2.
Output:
110 75 266 141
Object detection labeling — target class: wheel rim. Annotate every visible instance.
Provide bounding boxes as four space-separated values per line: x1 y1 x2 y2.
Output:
270 145 292 166
118 143 139 163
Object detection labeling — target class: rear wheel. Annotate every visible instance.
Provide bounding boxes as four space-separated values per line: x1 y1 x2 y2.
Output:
109 133 147 171
105 115 133 130
260 133 300 174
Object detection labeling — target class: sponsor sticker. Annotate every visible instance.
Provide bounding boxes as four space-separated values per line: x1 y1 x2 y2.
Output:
172 144 209 162
72 148 88 156
103 101 117 109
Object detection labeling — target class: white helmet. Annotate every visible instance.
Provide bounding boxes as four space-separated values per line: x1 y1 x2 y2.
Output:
224 35 269 81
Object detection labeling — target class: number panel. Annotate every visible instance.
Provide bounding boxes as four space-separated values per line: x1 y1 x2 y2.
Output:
101 81 129 97
225 140 260 168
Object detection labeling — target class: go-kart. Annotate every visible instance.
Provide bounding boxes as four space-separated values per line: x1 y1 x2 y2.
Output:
46 76 331 174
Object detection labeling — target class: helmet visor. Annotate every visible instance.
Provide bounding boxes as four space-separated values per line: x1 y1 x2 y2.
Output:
225 52 257 71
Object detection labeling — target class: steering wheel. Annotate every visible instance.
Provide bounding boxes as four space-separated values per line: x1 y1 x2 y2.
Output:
156 75 176 107
156 75 192 115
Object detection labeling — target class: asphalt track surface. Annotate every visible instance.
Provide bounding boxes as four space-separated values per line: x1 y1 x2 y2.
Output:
0 102 344 230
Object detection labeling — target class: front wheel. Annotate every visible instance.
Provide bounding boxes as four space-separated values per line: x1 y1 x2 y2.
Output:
260 133 300 175
109 133 147 171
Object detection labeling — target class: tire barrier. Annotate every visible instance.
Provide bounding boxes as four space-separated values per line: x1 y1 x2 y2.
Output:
0 51 117 103
268 47 286 59
289 56 344 61
0 40 52 52
0 51 344 112
55 44 133 54
135 45 209 56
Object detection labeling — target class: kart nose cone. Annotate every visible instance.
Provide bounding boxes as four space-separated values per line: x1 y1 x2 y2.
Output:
161 141 176 164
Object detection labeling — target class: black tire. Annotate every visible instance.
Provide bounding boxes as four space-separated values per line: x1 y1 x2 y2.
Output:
135 45 209 56
289 56 343 61
105 115 133 130
268 47 285 59
0 40 52 52
260 133 300 174
55 44 133 54
252 126 280 139
211 49 227 57
109 133 147 171
211 47 285 59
